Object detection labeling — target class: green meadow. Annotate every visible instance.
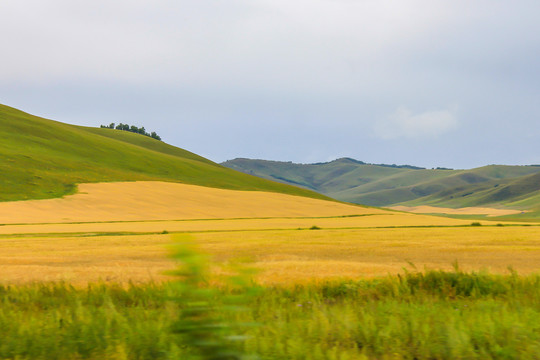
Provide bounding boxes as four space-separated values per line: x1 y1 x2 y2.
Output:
2 269 540 360
0 104 326 202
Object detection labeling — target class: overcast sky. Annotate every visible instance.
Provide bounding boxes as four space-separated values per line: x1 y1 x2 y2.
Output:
1 1 539 169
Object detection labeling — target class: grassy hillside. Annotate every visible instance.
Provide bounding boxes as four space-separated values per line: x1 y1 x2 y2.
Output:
0 104 328 202
402 171 540 210
222 158 540 209
223 158 412 194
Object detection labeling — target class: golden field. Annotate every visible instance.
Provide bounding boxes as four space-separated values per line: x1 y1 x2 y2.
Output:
2 227 540 285
0 181 385 224
391 205 525 217
0 181 539 284
0 213 480 235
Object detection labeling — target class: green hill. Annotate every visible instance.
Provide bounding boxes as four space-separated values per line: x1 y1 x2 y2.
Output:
0 104 328 202
404 171 540 209
222 158 540 209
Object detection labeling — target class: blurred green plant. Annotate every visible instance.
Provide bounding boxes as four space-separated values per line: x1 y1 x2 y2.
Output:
2 268 540 358
169 236 259 360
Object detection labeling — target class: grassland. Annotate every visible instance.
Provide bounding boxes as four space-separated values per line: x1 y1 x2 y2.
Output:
0 182 535 289
2 226 540 285
390 205 524 217
4 102 540 358
0 181 382 224
0 181 537 285
3 267 540 359
1 180 540 359
0 104 326 201
222 158 540 212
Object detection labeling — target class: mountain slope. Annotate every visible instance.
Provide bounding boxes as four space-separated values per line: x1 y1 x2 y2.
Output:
223 158 415 194
0 104 328 202
222 158 540 209
404 171 540 209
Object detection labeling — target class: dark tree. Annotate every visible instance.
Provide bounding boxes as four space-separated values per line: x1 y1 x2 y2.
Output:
101 122 162 141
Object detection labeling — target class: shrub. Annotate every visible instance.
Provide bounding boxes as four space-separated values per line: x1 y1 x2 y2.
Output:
101 123 162 141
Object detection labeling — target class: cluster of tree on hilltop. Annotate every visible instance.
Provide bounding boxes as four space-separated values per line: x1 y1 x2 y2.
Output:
100 123 161 141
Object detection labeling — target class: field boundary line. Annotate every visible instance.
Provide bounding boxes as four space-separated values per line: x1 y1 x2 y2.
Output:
0 223 537 238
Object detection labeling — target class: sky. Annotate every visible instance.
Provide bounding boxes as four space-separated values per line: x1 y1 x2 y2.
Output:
1 1 539 169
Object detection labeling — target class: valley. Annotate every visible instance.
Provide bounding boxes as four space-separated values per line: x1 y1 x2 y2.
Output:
1 104 540 359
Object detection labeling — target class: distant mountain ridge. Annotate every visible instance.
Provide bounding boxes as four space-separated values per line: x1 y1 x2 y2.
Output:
310 157 425 170
222 158 540 212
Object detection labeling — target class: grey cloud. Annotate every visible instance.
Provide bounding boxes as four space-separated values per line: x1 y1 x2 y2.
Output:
0 0 539 169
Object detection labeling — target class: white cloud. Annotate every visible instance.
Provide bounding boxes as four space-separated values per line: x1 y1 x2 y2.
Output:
374 107 458 140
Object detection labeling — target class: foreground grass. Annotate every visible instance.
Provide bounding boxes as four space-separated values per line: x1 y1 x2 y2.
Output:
2 270 540 359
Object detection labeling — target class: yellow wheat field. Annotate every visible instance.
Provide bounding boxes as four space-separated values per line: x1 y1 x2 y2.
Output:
1 226 540 285
194 227 540 283
391 205 525 217
0 181 387 224
0 181 538 285
0 213 484 236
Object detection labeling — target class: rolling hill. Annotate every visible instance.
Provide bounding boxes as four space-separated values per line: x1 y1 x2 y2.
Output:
0 104 328 202
406 171 540 211
222 158 540 211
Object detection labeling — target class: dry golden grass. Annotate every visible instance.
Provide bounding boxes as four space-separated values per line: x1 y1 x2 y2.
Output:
194 227 540 283
0 181 538 285
0 181 384 224
0 234 173 284
391 205 524 217
0 213 479 235
2 226 540 285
